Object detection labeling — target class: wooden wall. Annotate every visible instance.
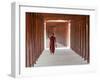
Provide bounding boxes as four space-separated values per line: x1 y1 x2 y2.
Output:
26 13 44 67
70 16 90 63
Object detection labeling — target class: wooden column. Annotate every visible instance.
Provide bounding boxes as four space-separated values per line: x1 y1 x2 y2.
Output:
70 15 89 63
26 13 44 67
85 16 90 63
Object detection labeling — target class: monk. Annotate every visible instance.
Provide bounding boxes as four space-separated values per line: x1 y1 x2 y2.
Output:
49 33 56 54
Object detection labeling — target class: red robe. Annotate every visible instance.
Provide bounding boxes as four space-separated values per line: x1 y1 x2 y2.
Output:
49 36 56 54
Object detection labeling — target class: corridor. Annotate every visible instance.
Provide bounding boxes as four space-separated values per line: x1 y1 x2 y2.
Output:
26 12 89 67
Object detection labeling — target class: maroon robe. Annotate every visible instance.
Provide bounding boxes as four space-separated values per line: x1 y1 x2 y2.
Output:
49 36 56 54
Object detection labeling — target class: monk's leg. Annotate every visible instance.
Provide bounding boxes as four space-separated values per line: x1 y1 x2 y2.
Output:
52 45 55 54
50 45 52 54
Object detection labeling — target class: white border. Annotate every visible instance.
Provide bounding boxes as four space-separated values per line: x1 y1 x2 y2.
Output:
11 2 96 78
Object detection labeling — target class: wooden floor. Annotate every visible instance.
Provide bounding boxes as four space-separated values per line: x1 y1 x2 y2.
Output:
34 49 87 67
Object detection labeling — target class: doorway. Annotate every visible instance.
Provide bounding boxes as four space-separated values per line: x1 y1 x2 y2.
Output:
44 20 71 50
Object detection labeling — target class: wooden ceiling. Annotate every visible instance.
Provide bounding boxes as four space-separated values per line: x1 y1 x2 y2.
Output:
35 13 89 27
41 13 71 20
40 13 87 21
46 22 68 27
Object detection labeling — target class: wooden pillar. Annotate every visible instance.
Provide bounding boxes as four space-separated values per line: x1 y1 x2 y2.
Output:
70 15 89 63
26 13 44 67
